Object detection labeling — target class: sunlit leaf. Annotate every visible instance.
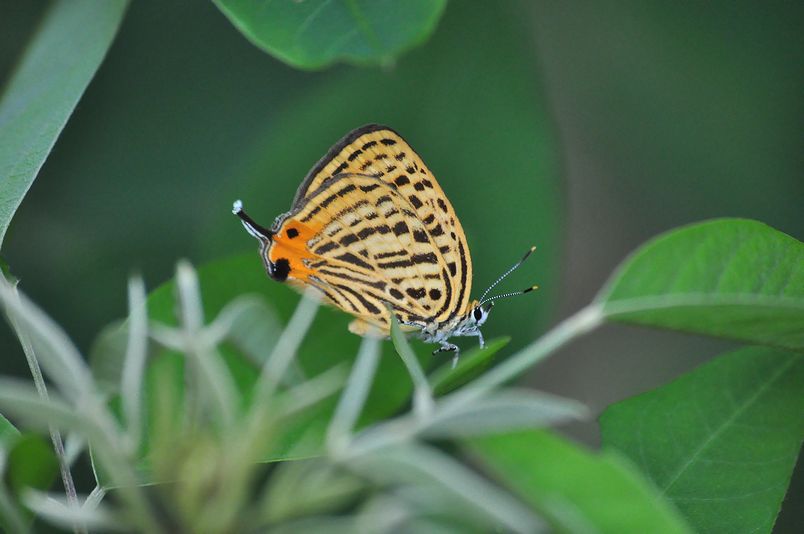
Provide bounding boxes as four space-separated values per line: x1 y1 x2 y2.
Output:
600 346 804 534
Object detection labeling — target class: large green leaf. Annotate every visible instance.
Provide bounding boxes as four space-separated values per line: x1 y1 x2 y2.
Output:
469 430 692 533
600 347 804 534
214 0 446 70
0 0 128 248
598 219 804 350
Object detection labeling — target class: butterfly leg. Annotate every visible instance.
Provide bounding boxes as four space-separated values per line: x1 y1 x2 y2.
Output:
401 319 426 331
433 343 460 369
477 330 486 349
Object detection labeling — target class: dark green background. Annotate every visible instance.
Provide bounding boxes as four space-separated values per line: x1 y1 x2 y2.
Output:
1 1 801 529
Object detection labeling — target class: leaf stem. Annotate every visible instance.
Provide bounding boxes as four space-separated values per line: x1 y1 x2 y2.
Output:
389 313 434 418
176 261 237 427
121 277 147 452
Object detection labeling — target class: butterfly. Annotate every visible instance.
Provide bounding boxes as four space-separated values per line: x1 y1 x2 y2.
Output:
233 124 537 358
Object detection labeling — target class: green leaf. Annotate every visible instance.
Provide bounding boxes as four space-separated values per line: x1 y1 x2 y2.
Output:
469 430 692 534
0 414 19 449
0 432 59 533
0 0 128 248
598 219 804 350
214 0 446 70
5 434 58 497
600 347 804 534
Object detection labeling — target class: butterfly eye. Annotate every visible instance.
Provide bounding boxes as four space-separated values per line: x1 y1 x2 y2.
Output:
268 258 291 282
473 308 483 321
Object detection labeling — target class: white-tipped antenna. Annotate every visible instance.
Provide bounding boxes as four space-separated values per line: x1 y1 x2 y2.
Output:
478 245 537 305
232 199 273 241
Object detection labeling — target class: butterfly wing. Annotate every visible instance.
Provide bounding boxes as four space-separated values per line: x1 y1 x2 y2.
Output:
267 173 463 332
292 125 473 321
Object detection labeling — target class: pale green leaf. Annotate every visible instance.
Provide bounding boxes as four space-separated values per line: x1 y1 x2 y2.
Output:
0 0 128 247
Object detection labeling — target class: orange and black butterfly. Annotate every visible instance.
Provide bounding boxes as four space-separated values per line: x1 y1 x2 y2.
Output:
234 124 536 357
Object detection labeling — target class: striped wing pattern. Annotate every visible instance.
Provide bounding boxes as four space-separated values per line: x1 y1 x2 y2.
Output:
291 125 473 320
273 174 460 331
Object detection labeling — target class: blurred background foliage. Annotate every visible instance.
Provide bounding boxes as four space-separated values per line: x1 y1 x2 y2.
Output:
0 0 802 528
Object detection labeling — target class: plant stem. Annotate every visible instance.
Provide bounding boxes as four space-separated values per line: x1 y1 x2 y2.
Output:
448 304 604 404
348 304 605 458
121 277 148 451
5 285 84 534
389 316 433 418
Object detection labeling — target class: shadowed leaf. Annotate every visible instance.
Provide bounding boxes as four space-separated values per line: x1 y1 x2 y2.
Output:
214 0 446 69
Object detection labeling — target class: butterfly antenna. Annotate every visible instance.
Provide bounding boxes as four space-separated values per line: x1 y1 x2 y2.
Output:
478 245 537 304
480 285 539 306
232 200 273 241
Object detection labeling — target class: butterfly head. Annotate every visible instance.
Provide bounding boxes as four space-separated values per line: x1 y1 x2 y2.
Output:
232 200 292 282
471 300 494 327
451 246 540 339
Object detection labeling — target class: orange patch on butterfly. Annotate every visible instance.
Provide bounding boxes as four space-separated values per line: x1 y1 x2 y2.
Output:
267 220 320 281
